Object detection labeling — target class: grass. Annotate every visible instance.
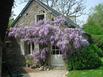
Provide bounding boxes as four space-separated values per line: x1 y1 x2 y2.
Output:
68 58 103 77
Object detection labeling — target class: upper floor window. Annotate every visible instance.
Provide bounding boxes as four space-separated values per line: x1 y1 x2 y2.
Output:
36 14 44 22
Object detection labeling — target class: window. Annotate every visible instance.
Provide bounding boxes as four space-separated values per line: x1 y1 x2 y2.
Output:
36 14 44 22
51 45 61 55
39 43 48 49
24 42 30 55
24 42 35 55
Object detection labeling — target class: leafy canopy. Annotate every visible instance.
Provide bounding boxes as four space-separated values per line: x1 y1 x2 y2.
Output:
84 3 103 35
84 3 103 52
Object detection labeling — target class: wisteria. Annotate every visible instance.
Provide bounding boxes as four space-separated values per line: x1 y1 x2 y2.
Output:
32 48 49 65
8 16 89 64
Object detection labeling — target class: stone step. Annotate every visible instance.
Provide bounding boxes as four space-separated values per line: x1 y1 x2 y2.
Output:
52 66 66 70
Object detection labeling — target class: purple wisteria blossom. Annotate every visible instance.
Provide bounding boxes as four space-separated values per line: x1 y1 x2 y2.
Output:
32 48 48 64
8 16 89 61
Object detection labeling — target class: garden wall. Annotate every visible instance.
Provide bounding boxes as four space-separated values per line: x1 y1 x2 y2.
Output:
3 37 26 72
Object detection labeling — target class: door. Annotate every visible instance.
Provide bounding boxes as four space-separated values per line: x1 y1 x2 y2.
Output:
50 46 65 67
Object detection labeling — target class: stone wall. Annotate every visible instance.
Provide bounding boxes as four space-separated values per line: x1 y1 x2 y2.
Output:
2 37 26 73
15 1 54 27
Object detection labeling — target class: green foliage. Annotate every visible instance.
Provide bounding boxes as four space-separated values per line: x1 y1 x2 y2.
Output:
67 45 102 70
68 57 103 77
83 3 103 54
25 55 34 67
8 18 14 28
84 24 103 35
92 35 103 50
89 44 103 57
84 3 103 35
68 69 103 77
86 4 103 28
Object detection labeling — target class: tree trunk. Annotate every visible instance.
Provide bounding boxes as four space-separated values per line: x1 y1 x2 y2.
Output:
0 45 2 76
0 0 14 76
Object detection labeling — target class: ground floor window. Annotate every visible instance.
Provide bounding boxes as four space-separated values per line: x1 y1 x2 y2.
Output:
20 40 39 55
51 45 61 55
20 40 62 56
24 42 35 55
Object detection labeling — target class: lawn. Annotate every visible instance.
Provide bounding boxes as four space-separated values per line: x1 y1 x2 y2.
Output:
68 58 103 77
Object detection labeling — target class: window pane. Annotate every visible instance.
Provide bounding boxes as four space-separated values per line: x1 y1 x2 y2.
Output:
55 50 59 54
34 44 39 52
51 45 61 54
37 14 44 22
24 42 30 55
52 49 55 54
39 43 47 49
32 43 34 50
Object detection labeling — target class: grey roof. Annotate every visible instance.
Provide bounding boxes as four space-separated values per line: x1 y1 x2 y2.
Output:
12 0 78 27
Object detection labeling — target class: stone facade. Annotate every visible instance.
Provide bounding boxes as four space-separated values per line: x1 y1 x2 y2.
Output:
5 38 26 67
2 37 26 76
15 1 54 27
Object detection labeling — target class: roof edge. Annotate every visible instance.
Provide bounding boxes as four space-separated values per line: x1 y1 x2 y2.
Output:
11 0 78 27
11 0 33 27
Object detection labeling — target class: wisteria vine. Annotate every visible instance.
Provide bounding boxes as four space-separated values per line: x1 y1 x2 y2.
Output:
8 16 89 64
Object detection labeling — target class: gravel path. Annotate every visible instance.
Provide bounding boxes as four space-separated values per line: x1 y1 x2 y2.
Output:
22 70 67 77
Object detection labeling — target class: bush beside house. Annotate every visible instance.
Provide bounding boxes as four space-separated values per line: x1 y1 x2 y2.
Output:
67 45 102 70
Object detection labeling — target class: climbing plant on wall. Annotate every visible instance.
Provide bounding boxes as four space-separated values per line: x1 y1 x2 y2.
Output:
8 16 89 65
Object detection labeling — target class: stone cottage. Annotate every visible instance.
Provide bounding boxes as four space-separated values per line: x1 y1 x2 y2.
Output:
12 0 78 67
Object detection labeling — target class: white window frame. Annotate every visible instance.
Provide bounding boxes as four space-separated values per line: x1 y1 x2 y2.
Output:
20 40 39 55
19 39 25 55
20 40 32 55
27 43 39 55
51 45 61 55
30 43 33 55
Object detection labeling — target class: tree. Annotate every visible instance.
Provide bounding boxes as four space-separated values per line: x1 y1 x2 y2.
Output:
8 16 89 64
84 3 103 51
9 18 14 27
84 3 103 35
85 4 103 28
0 0 14 76
40 0 85 17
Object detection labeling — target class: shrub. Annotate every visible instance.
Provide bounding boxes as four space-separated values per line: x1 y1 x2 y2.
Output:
25 55 34 67
25 54 42 68
67 45 102 70
92 35 103 51
90 44 103 57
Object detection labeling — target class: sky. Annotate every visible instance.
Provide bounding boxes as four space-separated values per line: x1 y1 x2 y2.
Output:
12 0 103 26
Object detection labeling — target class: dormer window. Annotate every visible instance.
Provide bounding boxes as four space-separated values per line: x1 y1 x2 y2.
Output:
36 14 44 22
